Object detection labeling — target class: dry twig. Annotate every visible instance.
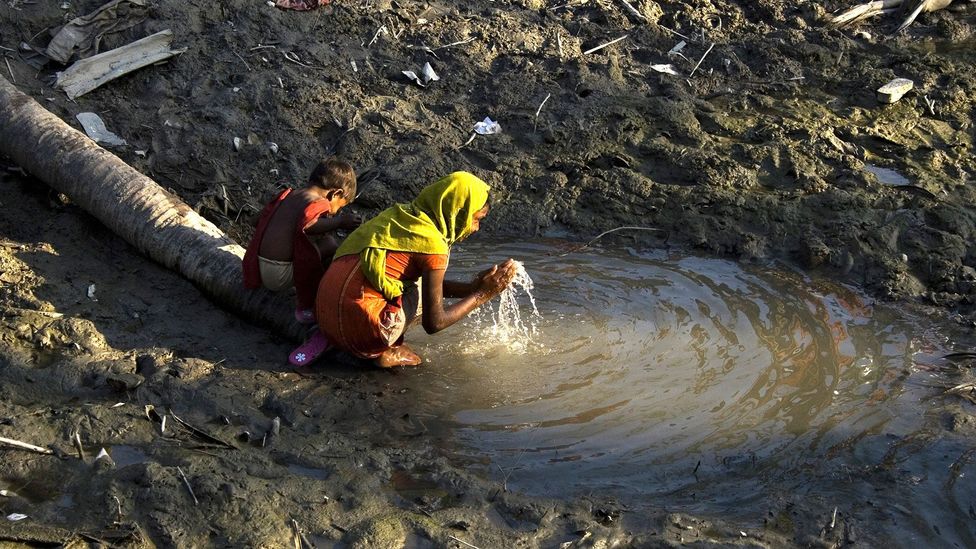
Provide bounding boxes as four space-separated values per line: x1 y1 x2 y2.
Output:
689 42 715 78
0 435 53 455
234 52 252 71
556 226 667 256
449 535 481 549
176 466 199 505
618 0 645 21
583 35 629 55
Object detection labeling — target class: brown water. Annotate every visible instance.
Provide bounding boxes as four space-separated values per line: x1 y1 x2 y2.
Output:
402 240 976 545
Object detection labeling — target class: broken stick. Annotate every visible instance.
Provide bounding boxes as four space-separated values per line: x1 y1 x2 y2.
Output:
688 42 715 78
583 34 629 55
73 431 86 460
534 93 552 118
618 0 646 21
176 466 199 505
0 435 54 455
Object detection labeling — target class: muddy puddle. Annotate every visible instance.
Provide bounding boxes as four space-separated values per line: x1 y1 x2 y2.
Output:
393 240 976 546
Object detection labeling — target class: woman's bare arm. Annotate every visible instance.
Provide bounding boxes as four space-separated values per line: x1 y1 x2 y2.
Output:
442 279 476 298
421 259 516 334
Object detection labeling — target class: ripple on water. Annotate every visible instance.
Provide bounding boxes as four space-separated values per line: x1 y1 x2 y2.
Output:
407 240 976 546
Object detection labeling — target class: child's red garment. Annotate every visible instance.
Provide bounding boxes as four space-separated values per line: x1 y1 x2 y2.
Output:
242 188 333 309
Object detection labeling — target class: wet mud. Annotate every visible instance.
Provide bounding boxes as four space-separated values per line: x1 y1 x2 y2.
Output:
1 0 976 546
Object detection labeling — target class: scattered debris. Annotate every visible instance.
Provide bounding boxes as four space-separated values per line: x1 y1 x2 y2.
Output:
87 283 97 300
76 112 127 147
947 382 976 404
402 62 439 87
168 411 236 449
689 43 715 78
617 0 645 22
668 40 688 60
274 0 329 10
268 142 279 154
55 30 186 99
583 34 629 56
6 513 28 522
650 64 680 75
555 226 667 257
233 137 243 151
0 435 54 455
73 431 86 460
449 535 481 549
93 447 115 468
473 117 501 135
176 466 199 505
45 0 149 64
421 62 439 83
534 93 551 119
367 25 388 48
877 77 913 103
828 0 953 32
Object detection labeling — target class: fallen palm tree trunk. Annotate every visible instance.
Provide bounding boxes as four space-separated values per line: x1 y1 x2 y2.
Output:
0 75 302 341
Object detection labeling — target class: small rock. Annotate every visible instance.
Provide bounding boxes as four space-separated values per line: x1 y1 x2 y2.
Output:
105 372 144 392
93 448 115 470
877 78 913 104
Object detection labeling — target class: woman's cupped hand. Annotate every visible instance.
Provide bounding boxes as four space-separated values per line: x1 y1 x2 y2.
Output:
474 258 518 298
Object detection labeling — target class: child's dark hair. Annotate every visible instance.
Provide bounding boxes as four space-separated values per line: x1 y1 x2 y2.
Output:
308 159 357 199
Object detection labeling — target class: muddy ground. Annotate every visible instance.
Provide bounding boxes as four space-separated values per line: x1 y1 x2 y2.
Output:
1 0 975 547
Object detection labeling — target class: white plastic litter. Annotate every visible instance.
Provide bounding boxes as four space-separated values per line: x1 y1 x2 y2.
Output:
650 64 680 75
87 283 97 301
6 513 28 521
403 62 439 87
473 117 501 135
402 70 423 86
421 62 439 83
76 112 127 147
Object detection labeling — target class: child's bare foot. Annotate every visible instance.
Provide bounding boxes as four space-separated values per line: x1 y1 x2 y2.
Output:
375 345 422 368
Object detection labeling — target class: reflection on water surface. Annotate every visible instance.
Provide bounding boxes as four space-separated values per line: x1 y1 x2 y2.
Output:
402 240 975 546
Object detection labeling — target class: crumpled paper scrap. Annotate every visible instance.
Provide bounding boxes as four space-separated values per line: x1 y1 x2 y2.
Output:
76 112 127 146
403 62 439 87
473 117 501 135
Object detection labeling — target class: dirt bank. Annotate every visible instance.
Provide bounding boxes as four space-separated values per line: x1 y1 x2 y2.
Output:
2 0 975 308
1 0 975 546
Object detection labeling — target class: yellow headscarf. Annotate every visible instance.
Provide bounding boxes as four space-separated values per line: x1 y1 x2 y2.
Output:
335 172 490 300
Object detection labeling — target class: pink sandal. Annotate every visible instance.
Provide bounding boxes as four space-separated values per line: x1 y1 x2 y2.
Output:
289 331 331 367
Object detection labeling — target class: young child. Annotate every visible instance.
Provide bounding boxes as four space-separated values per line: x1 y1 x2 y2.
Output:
242 159 361 325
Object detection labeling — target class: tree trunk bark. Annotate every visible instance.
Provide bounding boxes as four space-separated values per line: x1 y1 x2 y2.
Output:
0 76 302 341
